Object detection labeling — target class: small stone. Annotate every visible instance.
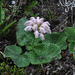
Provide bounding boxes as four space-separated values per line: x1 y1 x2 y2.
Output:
11 1 15 4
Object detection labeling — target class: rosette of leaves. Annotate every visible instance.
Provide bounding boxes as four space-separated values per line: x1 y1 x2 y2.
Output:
4 18 67 67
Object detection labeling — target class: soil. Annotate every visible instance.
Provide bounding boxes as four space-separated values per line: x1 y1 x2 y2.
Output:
0 0 75 75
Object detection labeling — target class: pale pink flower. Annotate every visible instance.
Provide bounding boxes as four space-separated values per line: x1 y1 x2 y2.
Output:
34 30 39 38
43 21 50 26
36 17 44 24
47 29 51 33
32 24 38 31
30 17 36 23
24 26 32 31
36 17 40 22
39 27 46 33
24 16 51 41
41 23 50 30
39 33 45 41
24 20 34 26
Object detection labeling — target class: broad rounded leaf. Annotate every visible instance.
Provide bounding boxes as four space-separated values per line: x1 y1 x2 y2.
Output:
57 54 61 59
65 27 75 42
42 32 67 50
12 53 29 67
69 42 75 53
4 45 30 67
4 45 22 57
28 43 61 64
16 18 34 46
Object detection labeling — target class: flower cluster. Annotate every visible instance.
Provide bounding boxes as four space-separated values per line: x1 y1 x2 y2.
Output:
24 17 51 41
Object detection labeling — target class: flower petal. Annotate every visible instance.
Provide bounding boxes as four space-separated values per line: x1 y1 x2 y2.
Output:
39 27 46 33
47 28 51 34
44 21 50 26
41 23 50 30
32 24 38 31
24 20 34 26
36 17 44 24
34 30 39 38
30 17 36 23
24 26 32 31
36 17 40 22
39 33 45 41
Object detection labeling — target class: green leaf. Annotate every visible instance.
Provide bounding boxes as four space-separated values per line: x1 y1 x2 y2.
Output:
16 18 42 50
57 54 61 59
35 14 38 17
31 1 37 7
25 43 33 50
0 2 5 24
69 42 75 53
1 16 10 29
16 18 34 46
64 27 75 42
1 8 5 23
0 0 3 3
25 11 30 16
4 45 30 67
2 29 10 37
28 43 61 64
42 32 67 50
25 37 42 50
2 20 17 34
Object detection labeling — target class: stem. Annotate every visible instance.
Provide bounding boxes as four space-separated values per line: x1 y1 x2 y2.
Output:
32 37 35 50
41 64 43 70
